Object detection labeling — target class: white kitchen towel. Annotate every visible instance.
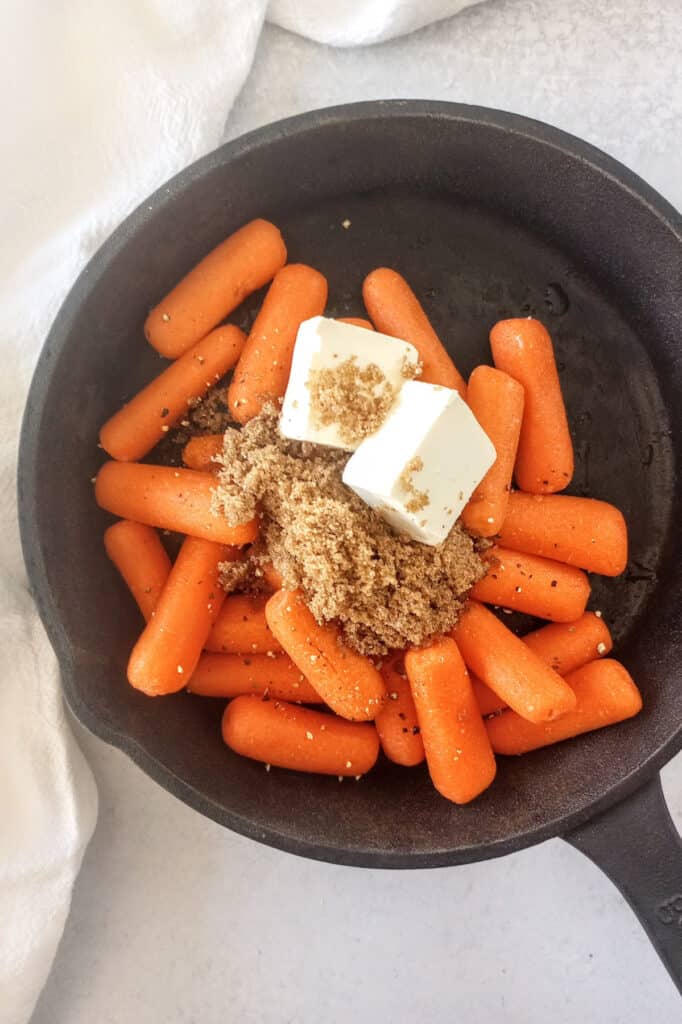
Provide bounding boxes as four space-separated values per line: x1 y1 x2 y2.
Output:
1 2 478 1022
268 0 481 45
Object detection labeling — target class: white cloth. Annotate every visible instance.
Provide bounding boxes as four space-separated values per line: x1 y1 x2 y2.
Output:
1 2 476 1022
268 0 480 45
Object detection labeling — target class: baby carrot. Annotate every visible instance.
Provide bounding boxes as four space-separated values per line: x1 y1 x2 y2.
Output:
490 318 573 493
205 594 282 655
499 491 628 576
188 652 322 702
100 326 245 462
523 612 613 676
103 520 171 621
228 264 328 423
471 546 591 622
472 612 614 717
374 655 425 766
461 366 524 536
145 219 287 358
222 696 380 776
261 563 284 591
451 601 576 723
337 317 374 330
406 637 496 804
127 536 226 696
471 676 507 718
486 659 642 755
95 462 258 546
265 590 386 721
182 434 224 473
362 268 466 396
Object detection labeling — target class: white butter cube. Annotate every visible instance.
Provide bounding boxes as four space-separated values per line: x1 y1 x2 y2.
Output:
342 380 496 545
280 316 419 451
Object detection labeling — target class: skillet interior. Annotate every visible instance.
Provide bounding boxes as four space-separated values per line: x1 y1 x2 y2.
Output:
19 102 682 866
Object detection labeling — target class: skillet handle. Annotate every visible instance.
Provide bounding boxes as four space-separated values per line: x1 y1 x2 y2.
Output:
565 775 682 993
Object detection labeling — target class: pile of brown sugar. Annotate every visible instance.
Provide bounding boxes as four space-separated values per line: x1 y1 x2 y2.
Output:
307 357 397 447
212 406 486 656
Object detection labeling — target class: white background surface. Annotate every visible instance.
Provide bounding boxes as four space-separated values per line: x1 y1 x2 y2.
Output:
31 2 682 1021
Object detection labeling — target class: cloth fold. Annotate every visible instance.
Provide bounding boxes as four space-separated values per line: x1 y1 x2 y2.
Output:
1 2 477 1022
267 0 478 45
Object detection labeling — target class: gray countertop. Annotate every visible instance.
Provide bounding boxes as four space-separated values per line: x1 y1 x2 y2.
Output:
32 3 682 1020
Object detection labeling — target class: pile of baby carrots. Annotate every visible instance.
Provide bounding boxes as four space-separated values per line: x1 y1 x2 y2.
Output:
95 217 641 805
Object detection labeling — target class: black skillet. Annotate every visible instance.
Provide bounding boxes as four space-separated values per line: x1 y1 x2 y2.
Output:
18 102 682 988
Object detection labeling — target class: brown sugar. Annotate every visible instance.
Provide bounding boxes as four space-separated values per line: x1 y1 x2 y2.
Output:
163 382 236 460
399 456 429 514
212 406 485 656
186 385 234 434
307 356 396 447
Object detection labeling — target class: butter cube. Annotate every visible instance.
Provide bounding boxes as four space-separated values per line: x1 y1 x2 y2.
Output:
342 380 496 545
279 316 419 451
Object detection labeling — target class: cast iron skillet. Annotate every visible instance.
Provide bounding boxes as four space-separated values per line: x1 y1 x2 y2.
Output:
18 102 682 988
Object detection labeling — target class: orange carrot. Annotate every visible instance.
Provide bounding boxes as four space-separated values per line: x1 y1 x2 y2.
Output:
182 434 224 473
374 656 425 766
362 268 466 396
451 601 576 723
228 264 328 423
490 318 573 493
145 219 286 358
188 652 322 702
261 563 284 591
405 637 496 804
461 366 524 536
100 326 244 462
471 546 591 622
523 612 613 676
337 317 374 330
103 520 171 621
95 462 257 545
471 676 508 718
205 594 282 655
471 612 614 717
486 659 642 754
499 491 628 576
265 590 386 721
222 696 380 776
127 536 226 696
